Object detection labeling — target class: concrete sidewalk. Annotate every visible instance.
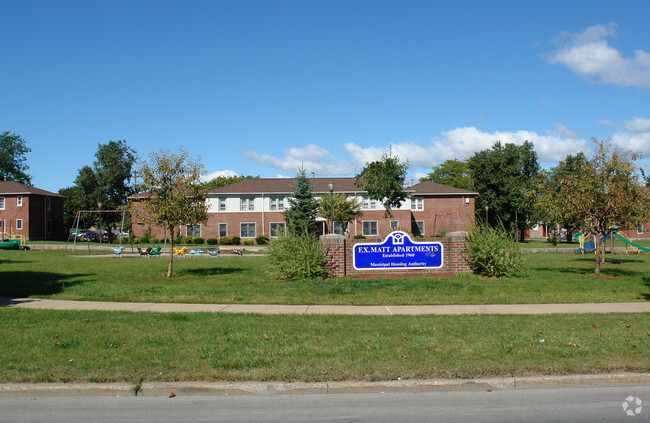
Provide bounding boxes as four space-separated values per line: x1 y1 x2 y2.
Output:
2 297 649 315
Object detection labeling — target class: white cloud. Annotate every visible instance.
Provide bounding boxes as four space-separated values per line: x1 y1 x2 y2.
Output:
241 144 357 176
202 169 239 181
241 127 589 176
611 117 650 154
547 23 650 88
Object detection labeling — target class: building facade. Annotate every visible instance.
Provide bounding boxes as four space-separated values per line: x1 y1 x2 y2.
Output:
131 178 477 242
0 181 66 241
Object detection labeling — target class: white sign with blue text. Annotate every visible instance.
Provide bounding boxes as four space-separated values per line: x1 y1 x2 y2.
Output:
353 231 443 270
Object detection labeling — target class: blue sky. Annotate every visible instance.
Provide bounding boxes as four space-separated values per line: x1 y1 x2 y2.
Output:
2 0 649 193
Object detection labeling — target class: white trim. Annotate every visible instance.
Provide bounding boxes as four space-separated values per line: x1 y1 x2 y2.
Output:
0 197 4 210
16 219 23 230
17 196 22 207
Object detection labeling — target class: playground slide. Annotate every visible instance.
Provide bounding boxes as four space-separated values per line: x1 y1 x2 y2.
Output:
613 233 650 252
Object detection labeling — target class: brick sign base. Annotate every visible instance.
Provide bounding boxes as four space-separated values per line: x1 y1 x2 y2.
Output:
321 232 472 278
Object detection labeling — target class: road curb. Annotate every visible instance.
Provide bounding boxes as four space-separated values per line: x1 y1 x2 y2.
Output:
1 373 648 397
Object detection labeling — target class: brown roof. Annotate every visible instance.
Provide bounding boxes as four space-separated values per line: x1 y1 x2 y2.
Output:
0 181 64 197
207 177 476 196
408 181 477 196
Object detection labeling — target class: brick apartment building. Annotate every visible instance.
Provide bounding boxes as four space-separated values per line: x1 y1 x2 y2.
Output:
131 177 477 241
0 181 66 241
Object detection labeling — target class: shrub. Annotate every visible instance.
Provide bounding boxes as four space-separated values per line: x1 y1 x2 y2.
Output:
207 238 218 245
464 222 526 277
218 236 232 245
141 230 153 244
242 238 255 246
256 235 270 245
132 237 140 244
193 237 205 245
150 237 159 244
231 236 241 245
185 236 194 244
354 235 366 239
265 232 330 281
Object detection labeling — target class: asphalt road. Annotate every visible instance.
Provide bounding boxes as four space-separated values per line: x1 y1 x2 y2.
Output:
1 386 647 423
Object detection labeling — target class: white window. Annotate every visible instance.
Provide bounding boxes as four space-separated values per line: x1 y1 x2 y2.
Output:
240 223 256 238
218 223 227 238
270 196 285 211
362 196 377 210
362 221 378 237
0 197 4 210
270 222 286 237
411 197 423 210
241 197 255 211
638 225 644 235
412 221 425 236
16 219 23 230
390 220 399 230
333 221 346 235
218 198 227 212
17 196 22 206
186 224 201 237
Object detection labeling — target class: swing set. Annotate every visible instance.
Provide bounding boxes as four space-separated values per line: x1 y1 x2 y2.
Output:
65 209 128 252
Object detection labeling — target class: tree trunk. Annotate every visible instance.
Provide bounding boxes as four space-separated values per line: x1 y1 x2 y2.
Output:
167 227 175 277
594 235 601 274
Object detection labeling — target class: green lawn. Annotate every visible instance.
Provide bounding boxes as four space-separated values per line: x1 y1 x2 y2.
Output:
1 249 649 305
1 308 647 383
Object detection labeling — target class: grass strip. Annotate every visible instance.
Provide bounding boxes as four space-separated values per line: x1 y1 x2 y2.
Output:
1 250 649 305
1 309 648 383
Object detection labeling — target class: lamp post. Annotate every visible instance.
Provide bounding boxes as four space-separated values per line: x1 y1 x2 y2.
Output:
328 182 334 235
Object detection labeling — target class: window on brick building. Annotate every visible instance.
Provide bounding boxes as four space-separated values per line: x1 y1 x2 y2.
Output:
16 219 23 230
0 197 4 210
411 197 423 210
390 220 399 230
362 221 378 236
17 196 22 206
412 221 425 236
186 224 201 237
240 197 255 211
269 197 285 211
270 222 286 237
219 223 227 237
241 223 256 238
218 198 226 211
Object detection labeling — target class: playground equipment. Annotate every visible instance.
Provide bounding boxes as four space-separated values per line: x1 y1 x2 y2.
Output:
613 232 650 253
0 239 21 250
429 211 469 236
574 230 648 254
66 209 128 252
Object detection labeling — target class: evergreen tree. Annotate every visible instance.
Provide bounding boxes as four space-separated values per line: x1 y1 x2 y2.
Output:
285 168 319 235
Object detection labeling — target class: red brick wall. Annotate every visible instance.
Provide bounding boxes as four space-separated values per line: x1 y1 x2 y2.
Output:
321 232 472 277
0 194 64 240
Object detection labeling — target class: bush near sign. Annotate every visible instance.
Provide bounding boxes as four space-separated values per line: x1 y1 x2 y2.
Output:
353 231 443 270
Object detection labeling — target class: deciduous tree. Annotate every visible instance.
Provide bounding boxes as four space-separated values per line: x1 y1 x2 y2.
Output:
543 138 650 274
318 193 363 233
355 150 409 219
421 159 473 191
468 141 540 240
0 131 32 184
136 148 208 277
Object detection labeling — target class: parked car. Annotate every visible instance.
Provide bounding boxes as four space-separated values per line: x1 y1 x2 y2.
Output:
68 231 87 241
83 231 100 242
101 232 115 243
